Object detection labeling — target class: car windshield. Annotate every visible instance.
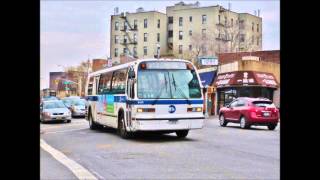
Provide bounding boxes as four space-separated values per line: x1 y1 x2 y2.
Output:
72 99 86 106
138 69 201 99
43 96 58 101
43 101 66 109
252 101 275 108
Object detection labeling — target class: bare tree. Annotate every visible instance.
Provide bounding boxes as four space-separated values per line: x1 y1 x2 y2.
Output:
64 60 91 96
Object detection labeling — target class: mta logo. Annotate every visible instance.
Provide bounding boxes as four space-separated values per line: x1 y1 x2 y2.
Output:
168 105 176 113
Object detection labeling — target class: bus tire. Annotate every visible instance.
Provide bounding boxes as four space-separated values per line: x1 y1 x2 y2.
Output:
118 114 131 139
176 130 189 138
89 112 99 130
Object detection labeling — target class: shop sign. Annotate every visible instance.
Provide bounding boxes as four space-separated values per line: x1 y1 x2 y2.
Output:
199 56 218 66
256 73 277 86
237 72 255 84
215 73 235 86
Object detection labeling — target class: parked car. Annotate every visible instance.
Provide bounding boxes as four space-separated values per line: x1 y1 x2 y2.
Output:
40 100 72 123
219 97 279 130
62 98 87 117
41 96 59 102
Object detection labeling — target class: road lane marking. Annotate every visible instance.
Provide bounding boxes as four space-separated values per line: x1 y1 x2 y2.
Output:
42 127 89 134
40 139 97 180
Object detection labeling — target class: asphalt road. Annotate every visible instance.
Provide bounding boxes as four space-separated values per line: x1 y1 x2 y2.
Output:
40 117 280 180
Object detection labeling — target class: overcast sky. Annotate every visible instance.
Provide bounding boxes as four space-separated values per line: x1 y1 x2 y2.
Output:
41 0 280 89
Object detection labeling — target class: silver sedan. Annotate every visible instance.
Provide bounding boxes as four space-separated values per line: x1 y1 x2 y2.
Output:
40 100 72 123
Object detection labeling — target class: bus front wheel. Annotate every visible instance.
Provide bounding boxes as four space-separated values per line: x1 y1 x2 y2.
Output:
118 114 131 139
176 130 189 138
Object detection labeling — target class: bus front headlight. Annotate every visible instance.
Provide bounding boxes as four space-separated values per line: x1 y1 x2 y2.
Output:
137 108 155 113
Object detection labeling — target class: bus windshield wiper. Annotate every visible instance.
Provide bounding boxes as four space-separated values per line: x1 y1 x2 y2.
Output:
152 74 168 105
171 74 191 105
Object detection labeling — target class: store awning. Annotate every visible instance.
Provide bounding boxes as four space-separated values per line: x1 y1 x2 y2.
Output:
213 71 279 88
199 71 216 87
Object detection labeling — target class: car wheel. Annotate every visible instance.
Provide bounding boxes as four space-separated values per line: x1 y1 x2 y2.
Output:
176 130 189 138
240 116 250 129
219 114 228 127
89 113 99 130
268 124 277 130
118 114 131 139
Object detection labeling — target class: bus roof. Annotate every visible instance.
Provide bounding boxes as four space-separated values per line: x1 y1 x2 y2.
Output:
88 59 192 77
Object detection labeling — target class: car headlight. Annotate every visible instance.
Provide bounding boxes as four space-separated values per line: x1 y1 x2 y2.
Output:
44 112 51 116
66 111 71 115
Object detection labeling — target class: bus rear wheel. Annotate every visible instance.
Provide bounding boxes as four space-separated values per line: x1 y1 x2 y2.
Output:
176 130 189 138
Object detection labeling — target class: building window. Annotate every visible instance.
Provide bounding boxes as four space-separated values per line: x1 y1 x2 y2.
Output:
157 19 160 28
168 16 173 24
134 19 138 29
257 37 259 45
179 17 183 26
218 15 220 23
202 15 207 24
202 29 206 38
257 24 259 32
115 35 119 44
202 45 207 55
252 35 254 44
168 30 173 37
231 18 233 27
124 22 127 31
179 31 183 40
239 20 245 29
224 16 227 26
143 46 147 55
133 33 137 43
179 45 183 54
114 48 118 57
189 30 192 36
189 45 192 51
144 33 148 42
123 35 127 43
144 19 148 28
252 22 254 31
115 21 119 31
133 47 137 56
123 48 127 54
240 34 245 42
157 33 160 42
189 16 192 22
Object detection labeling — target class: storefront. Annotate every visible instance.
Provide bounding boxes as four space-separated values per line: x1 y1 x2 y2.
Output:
213 71 279 113
198 69 217 115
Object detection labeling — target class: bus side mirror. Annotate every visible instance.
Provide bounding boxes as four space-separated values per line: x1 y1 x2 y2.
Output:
128 70 135 79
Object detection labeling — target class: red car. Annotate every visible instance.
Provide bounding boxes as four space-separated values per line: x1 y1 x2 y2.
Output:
219 97 279 130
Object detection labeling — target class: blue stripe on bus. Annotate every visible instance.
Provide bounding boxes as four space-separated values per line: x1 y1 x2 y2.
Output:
88 95 203 105
127 99 203 105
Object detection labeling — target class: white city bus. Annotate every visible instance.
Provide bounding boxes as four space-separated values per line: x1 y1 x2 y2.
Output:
85 59 204 138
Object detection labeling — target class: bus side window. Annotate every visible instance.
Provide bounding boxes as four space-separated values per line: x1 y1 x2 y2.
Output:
98 72 112 94
87 77 94 95
111 69 127 94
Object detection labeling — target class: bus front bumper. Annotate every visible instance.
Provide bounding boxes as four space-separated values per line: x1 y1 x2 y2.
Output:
130 118 204 132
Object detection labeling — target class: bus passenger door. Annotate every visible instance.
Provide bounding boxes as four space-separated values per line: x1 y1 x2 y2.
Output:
125 68 135 130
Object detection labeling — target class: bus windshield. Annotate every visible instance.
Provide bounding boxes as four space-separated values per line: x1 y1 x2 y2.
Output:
138 69 201 99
